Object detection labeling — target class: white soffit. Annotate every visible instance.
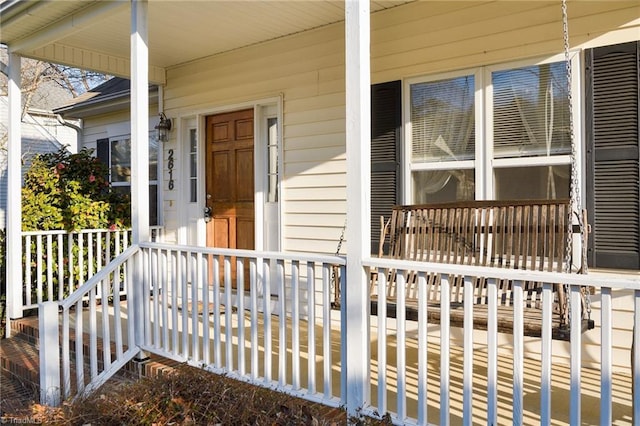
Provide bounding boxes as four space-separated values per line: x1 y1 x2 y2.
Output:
1 0 412 79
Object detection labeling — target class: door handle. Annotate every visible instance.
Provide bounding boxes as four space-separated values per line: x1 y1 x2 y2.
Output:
204 206 212 223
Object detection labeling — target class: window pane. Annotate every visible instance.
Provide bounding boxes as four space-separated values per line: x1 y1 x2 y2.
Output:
267 117 278 203
410 75 475 163
494 165 570 200
149 184 158 226
149 136 158 181
111 139 131 182
412 169 474 203
111 184 157 225
189 129 197 203
190 180 197 204
493 62 571 158
112 185 130 197
190 129 197 152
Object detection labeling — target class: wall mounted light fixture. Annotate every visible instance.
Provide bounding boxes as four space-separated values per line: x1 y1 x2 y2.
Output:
155 112 172 142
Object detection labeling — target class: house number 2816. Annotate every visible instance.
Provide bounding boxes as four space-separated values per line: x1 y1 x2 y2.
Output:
168 149 175 190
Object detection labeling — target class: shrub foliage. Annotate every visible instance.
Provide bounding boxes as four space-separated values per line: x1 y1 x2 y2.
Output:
11 148 132 305
21 147 130 232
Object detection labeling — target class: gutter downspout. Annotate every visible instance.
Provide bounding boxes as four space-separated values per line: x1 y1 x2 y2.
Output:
56 114 82 152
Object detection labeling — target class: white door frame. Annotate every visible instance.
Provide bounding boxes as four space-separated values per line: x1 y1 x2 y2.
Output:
177 96 283 259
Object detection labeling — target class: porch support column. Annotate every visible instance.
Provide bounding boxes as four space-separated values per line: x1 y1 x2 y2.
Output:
130 0 149 245
344 0 371 418
130 0 149 354
6 51 23 329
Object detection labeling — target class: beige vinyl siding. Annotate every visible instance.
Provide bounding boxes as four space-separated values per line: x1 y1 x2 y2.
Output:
165 23 347 255
585 273 638 372
371 1 639 83
164 0 638 256
285 146 345 163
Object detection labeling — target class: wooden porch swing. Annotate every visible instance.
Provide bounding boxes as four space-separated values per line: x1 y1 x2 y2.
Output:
336 0 595 341
370 198 595 341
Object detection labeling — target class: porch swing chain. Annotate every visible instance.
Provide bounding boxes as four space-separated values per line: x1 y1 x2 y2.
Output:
561 0 591 327
330 218 347 306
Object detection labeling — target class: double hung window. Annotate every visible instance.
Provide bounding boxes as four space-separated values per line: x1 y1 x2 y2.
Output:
406 57 574 203
97 134 159 226
374 46 638 269
408 73 476 203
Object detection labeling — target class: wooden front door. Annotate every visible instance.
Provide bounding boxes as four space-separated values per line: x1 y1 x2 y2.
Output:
205 109 255 287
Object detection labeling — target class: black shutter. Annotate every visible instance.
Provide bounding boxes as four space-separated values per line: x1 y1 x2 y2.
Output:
585 41 640 270
371 81 402 255
96 138 110 167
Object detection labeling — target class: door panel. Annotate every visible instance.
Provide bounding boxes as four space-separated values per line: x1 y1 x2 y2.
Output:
213 218 230 248
212 152 231 200
237 218 255 250
206 109 255 288
236 149 254 201
236 118 254 139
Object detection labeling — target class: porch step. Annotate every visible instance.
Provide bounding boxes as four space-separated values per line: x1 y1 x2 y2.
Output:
6 315 121 375
7 316 181 376
0 369 37 416
0 317 180 413
8 315 39 346
0 336 40 399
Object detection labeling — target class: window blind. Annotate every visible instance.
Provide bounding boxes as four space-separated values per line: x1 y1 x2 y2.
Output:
493 62 571 158
410 76 475 163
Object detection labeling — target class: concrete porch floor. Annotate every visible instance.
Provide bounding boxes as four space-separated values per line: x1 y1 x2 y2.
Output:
5 301 635 425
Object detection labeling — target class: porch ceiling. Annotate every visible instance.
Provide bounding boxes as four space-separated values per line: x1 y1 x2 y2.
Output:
0 0 411 84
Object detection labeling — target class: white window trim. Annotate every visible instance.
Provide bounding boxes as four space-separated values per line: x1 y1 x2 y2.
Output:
256 103 282 252
403 67 481 203
410 159 474 171
484 52 582 200
403 52 582 202
177 117 200 245
493 154 571 169
105 133 161 226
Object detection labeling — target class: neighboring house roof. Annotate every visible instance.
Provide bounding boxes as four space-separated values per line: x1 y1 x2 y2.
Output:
54 77 158 119
27 79 77 112
0 48 75 112
0 96 68 228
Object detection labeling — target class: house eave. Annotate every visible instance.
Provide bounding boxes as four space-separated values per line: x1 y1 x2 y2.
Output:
0 0 43 26
54 88 159 119
1 0 412 81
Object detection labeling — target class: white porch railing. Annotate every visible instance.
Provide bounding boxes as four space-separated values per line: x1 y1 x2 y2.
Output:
362 257 640 425
19 227 164 312
39 245 142 405
39 243 639 424
39 242 346 408
135 242 346 407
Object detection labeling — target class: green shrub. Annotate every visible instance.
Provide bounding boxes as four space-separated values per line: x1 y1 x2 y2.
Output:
17 148 132 303
21 147 130 232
